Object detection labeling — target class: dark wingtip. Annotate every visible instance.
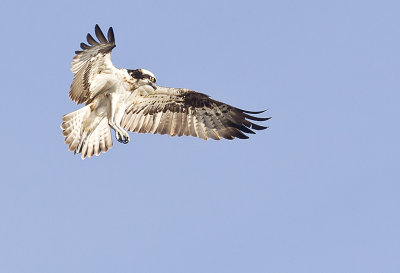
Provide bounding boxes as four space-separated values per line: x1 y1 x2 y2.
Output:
86 33 99 46
95 24 108 43
251 123 269 130
107 27 115 44
238 108 267 114
244 114 271 122
238 124 256 134
236 132 250 139
80 42 90 50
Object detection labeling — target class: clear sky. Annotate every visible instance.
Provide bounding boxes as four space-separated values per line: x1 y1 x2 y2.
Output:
0 0 399 272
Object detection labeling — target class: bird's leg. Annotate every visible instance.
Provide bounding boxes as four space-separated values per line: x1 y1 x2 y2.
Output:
109 118 129 144
107 93 130 144
115 127 130 144
114 102 130 144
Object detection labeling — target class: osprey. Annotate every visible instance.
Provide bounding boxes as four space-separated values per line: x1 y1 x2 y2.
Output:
61 25 270 159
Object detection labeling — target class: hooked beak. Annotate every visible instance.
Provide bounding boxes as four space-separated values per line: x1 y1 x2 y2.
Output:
149 82 157 90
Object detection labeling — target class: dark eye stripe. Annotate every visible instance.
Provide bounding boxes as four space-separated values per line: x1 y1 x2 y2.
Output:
128 69 143 79
128 70 155 82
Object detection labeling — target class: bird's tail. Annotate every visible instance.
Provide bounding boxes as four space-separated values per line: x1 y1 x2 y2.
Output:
61 105 113 159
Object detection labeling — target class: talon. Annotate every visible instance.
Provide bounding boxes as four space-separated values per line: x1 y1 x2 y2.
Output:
122 132 129 144
116 131 123 143
115 129 130 144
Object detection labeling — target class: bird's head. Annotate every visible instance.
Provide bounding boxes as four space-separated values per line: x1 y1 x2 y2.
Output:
127 68 157 89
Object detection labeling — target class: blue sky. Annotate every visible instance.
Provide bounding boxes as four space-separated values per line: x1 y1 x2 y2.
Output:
0 0 399 272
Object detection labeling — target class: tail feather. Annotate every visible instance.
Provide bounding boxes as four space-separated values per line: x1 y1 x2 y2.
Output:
62 106 90 152
61 106 112 159
78 118 112 159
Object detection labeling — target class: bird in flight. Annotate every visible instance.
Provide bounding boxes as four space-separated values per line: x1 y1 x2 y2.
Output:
61 25 270 159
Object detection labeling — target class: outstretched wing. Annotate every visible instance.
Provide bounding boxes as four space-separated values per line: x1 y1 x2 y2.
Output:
121 87 270 140
69 24 117 104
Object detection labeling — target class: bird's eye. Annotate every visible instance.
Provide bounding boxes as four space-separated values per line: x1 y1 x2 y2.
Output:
151 77 156 83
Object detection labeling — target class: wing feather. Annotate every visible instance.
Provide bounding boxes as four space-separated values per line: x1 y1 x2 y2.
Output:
187 109 197 137
141 114 153 133
155 110 168 135
151 112 163 134
95 24 108 44
121 87 270 141
69 24 117 105
86 33 100 46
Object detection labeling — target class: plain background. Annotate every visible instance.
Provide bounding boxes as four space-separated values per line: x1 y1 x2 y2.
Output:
0 0 399 272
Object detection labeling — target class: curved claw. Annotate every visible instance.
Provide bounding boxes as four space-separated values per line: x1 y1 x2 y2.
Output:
116 130 130 144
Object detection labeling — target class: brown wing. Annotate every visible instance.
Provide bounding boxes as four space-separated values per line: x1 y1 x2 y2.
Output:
69 24 117 104
121 87 270 140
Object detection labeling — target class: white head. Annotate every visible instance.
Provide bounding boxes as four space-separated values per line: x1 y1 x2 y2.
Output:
127 68 157 89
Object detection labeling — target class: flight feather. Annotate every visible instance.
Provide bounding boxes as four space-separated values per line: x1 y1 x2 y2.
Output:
69 24 117 105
